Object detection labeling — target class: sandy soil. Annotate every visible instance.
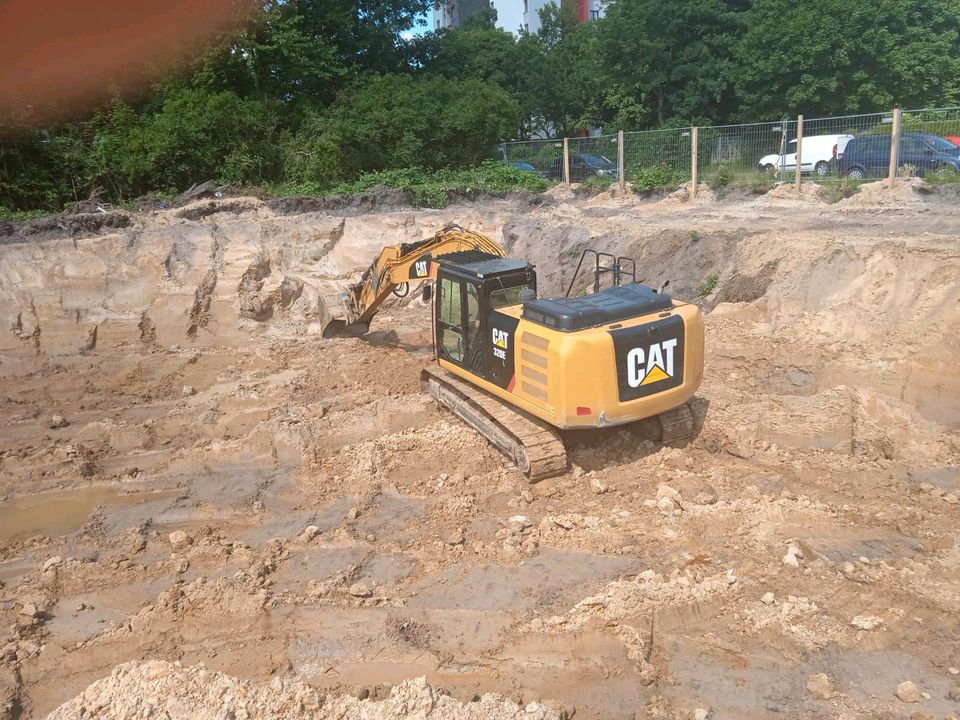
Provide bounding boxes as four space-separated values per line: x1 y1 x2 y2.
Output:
1 180 959 720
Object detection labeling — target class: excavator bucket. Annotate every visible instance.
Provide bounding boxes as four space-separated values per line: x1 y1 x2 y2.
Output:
321 318 370 339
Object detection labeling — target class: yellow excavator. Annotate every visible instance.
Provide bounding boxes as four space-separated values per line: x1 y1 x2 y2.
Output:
323 225 704 480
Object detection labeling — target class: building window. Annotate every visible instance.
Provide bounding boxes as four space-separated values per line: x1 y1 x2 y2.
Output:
590 9 599 19
523 0 528 13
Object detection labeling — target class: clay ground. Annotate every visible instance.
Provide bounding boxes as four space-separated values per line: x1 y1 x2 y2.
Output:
0 180 959 720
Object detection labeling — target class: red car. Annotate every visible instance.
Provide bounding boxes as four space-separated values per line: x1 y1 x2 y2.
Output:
945 136 960 147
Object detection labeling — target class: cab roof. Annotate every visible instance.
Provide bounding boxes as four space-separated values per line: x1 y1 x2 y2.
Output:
435 250 530 279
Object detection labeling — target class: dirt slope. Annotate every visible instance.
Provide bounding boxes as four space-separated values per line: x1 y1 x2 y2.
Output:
1 182 958 720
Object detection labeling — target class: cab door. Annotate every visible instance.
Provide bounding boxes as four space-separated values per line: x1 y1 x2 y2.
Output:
437 274 465 366
436 272 484 377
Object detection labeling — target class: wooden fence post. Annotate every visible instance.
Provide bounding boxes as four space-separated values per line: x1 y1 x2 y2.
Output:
563 137 570 186
617 130 625 192
795 114 804 191
690 127 699 201
888 108 902 188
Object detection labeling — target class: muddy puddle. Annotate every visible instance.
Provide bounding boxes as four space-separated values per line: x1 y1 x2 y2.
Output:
0 485 176 542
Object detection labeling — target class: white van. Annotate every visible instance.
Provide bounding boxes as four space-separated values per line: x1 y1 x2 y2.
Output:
758 133 854 176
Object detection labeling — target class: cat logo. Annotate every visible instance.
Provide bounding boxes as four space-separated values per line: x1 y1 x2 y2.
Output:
412 260 430 278
627 338 678 388
492 328 509 360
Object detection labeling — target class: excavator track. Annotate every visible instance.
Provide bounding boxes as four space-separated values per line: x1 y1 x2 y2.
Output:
657 402 696 444
421 367 568 482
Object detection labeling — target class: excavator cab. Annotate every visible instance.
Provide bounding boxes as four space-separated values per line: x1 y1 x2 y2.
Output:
432 251 536 388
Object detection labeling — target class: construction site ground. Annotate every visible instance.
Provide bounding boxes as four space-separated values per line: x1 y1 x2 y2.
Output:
1 180 958 720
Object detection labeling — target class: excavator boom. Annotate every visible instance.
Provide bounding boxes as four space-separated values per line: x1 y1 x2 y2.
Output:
323 225 505 337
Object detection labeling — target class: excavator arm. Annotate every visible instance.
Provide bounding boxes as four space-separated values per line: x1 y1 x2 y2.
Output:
322 225 506 337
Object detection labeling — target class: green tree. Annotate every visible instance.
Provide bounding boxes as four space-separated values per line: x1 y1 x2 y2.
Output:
319 74 520 176
596 0 742 127
735 0 960 118
532 5 603 135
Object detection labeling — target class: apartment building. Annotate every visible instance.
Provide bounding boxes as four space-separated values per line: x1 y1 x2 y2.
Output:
523 0 606 33
433 0 605 34
433 0 490 30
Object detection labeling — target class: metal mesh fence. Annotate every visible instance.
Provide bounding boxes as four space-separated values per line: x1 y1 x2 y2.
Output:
495 106 960 188
567 134 619 181
696 120 793 186
622 128 691 184
896 107 960 180
797 112 890 182
499 139 563 179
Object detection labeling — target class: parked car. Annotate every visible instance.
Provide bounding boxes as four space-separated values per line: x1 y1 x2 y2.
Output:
546 154 617 182
506 161 538 174
945 135 960 148
837 132 960 179
757 134 854 176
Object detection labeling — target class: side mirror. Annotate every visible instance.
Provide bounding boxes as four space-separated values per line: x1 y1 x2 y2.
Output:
421 283 432 302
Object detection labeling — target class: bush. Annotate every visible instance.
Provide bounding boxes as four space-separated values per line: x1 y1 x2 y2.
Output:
280 161 550 208
628 165 687 192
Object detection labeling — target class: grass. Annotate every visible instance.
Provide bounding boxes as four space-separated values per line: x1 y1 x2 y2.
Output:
924 167 960 185
579 174 615 190
0 206 48 221
268 161 551 208
702 165 772 192
698 273 719 296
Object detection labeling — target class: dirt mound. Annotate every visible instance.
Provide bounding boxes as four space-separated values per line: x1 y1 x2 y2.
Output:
840 177 932 207
754 182 826 204
46 661 559 720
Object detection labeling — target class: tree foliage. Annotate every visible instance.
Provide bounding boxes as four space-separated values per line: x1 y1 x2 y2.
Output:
2 0 959 211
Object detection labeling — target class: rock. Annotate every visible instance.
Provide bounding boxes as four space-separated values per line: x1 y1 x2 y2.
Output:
174 558 189 573
944 493 959 505
783 543 803 567
168 530 191 549
693 709 711 720
693 487 718 505
657 496 677 511
590 477 608 495
807 673 835 700
760 592 775 605
130 536 147 553
49 414 69 429
182 385 196 397
348 583 373 598
850 615 884 630
520 490 534 504
19 602 39 618
895 680 922 703
507 515 532 531
949 667 959 676
300 525 319 542
444 528 465 546
42 556 63 572
346 506 360 520
948 686 960 702
656 484 681 503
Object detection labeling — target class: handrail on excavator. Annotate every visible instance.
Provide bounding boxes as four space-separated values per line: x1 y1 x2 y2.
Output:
322 224 506 338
